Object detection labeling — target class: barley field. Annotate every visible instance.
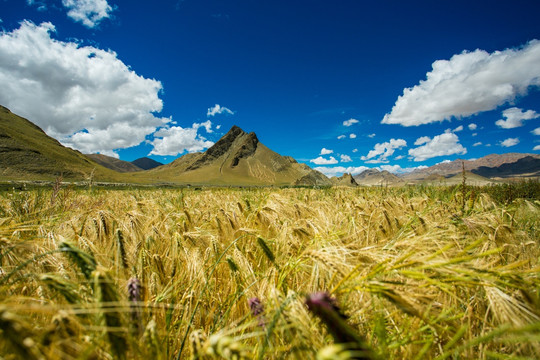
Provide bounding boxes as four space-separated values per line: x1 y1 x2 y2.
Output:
0 184 539 359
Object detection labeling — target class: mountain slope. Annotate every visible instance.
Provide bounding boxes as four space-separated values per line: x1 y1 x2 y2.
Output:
147 125 331 186
472 156 540 178
0 106 123 181
404 153 540 181
131 157 163 170
86 154 143 173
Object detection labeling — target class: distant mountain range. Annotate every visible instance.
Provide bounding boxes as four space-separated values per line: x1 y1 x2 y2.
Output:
1 105 538 186
351 154 540 186
85 154 164 172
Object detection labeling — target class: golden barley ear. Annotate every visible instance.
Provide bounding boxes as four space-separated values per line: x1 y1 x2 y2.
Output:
92 269 128 360
58 241 97 280
115 229 129 269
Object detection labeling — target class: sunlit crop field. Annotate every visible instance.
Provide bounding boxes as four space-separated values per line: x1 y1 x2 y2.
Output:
1 185 539 359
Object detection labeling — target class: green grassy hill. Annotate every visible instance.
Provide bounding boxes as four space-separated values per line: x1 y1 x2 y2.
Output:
0 106 125 182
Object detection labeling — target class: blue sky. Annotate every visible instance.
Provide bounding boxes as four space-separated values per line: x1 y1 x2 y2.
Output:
1 0 540 175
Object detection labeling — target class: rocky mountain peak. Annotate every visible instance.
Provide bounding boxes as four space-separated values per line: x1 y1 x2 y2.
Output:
185 125 259 171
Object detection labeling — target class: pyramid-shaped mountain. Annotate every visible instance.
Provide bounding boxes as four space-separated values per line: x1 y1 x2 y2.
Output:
148 125 331 186
331 173 358 187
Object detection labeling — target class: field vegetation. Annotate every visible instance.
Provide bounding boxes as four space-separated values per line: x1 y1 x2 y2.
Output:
0 182 539 359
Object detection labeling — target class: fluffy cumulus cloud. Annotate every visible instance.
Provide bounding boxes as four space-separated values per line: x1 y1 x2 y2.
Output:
408 131 467 162
534 145 540 151
320 148 333 155
310 156 338 165
414 136 431 146
361 138 407 163
207 104 234 117
149 123 215 156
533 127 540 135
340 154 352 163
343 118 359 127
452 125 463 132
382 40 540 126
495 107 539 129
62 0 114 28
499 137 520 147
349 133 357 139
0 21 168 156
468 123 477 130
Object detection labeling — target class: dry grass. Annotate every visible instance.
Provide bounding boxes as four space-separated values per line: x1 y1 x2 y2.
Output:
0 186 539 359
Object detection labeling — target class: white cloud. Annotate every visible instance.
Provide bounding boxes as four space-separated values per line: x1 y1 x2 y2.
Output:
533 127 540 135
408 132 466 161
495 107 540 129
394 155 404 160
194 120 213 133
149 123 215 156
368 133 376 138
499 137 520 147
452 125 463 132
27 0 48 11
343 118 359 127
473 142 483 147
382 40 540 126
361 138 407 163
314 166 370 177
0 21 168 156
207 104 234 117
337 135 346 140
468 123 477 130
320 148 333 155
352 148 358 153
349 133 357 139
414 136 431 146
534 145 540 151
62 0 114 28
310 156 338 165
340 154 352 163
